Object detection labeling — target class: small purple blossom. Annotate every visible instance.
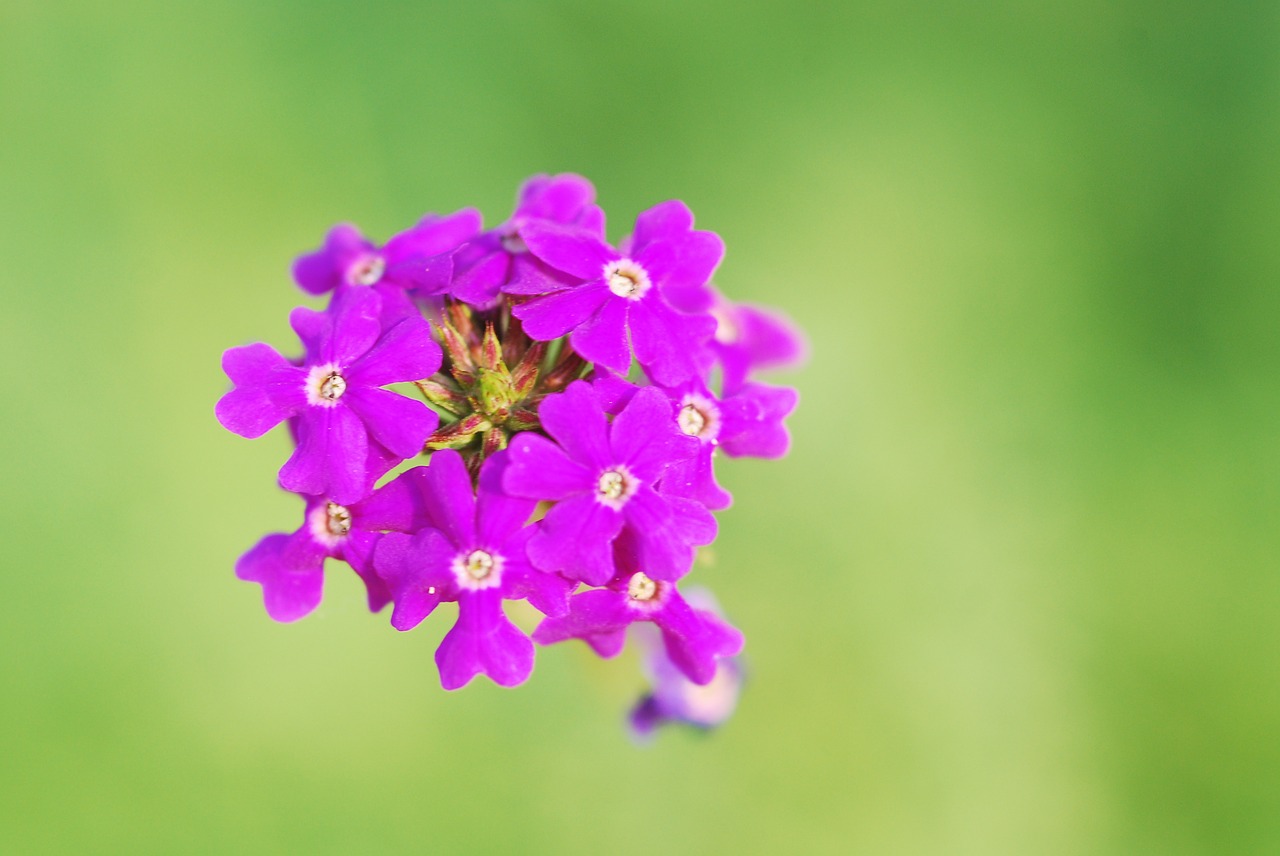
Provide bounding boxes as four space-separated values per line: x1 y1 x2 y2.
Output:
216 287 442 504
452 173 605 308
503 380 713 586
629 624 744 739
293 209 482 303
373 450 573 689
511 201 721 385
234 469 430 622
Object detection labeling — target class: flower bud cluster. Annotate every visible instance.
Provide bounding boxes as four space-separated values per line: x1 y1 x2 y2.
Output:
216 174 805 735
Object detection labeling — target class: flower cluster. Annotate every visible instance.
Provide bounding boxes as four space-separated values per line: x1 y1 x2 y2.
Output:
217 174 805 735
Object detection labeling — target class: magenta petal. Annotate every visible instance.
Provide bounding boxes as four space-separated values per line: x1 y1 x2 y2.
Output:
569 296 630 375
503 253 580 295
504 433 594 500
657 599 744 685
632 200 694 249
538 380 612 468
346 315 441 387
664 494 718 547
384 208 482 261
629 298 716 386
532 589 633 657
389 254 453 297
520 173 596 222
609 386 694 481
520 222 616 280
512 283 610 341
662 448 733 511
720 383 799 459
235 532 326 623
503 552 573 618
476 454 537 545
279 406 369 504
343 387 436 459
215 387 292 440
528 495 622 585
338 531 391 612
435 591 534 690
375 532 447 631
292 223 368 295
451 248 509 306
289 305 328 356
418 449 477 547
326 288 383 366
354 467 431 532
216 344 305 438
588 372 639 415
638 230 723 313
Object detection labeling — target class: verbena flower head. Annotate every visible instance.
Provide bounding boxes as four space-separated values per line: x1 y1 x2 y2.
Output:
216 176 804 735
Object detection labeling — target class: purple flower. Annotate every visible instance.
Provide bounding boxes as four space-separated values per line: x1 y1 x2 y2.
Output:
373 450 573 690
533 570 743 686
451 173 605 308
234 469 430 622
215 288 442 504
503 380 713 586
511 201 721 385
292 209 482 322
629 620 744 739
709 289 809 392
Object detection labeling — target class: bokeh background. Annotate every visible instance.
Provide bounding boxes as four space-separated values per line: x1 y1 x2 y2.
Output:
3 1 1277 853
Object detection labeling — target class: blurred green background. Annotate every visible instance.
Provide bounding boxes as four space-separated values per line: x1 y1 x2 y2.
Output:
3 1 1277 853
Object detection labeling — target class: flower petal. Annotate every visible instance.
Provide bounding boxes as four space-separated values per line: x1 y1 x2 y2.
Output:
532 588 632 658
629 298 716 386
538 380 612 469
528 494 622 585
569 295 630 376
235 532 327 623
631 200 694 250
215 345 305 439
638 229 723 313
520 221 617 280
504 433 594 500
512 282 610 341
418 449 477 547
375 531 450 631
345 314 442 387
609 385 696 482
475 453 537 546
343 387 437 459
435 591 535 689
278 406 370 505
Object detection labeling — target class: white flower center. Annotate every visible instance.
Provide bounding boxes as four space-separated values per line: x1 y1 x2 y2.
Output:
320 373 346 400
596 466 638 509
452 548 504 590
305 364 348 407
627 571 659 602
348 254 385 286
677 394 720 442
603 258 652 300
325 502 352 537
500 228 527 254
308 500 352 547
678 404 706 436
